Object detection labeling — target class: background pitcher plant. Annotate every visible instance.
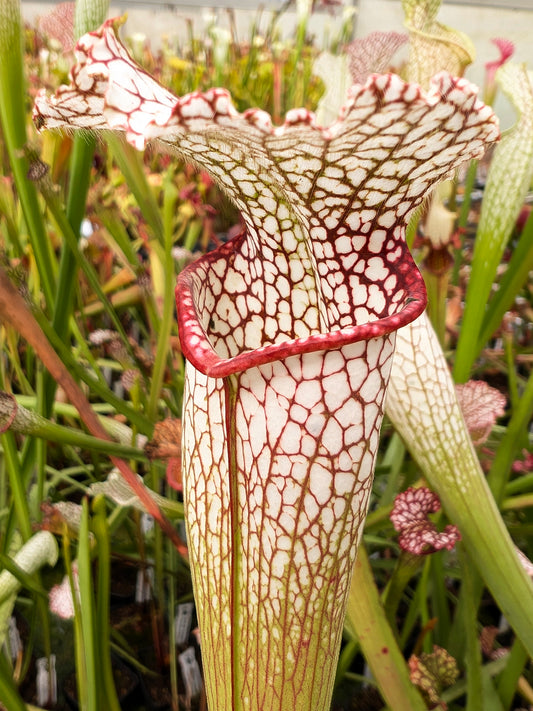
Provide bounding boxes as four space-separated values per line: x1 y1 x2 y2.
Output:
33 18 500 711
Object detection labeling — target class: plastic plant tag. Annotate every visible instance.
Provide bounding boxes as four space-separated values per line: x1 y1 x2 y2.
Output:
36 655 57 706
177 519 187 544
174 602 195 646
135 566 154 604
140 512 154 534
7 617 21 661
178 646 203 699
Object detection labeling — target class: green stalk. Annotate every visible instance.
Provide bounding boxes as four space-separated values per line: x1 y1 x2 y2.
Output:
146 176 178 420
382 552 423 627
63 529 88 710
334 637 359 688
98 210 142 267
418 559 432 653
0 179 24 257
458 545 483 711
487 366 533 504
287 1 309 110
454 63 533 382
0 650 27 711
505 472 533 497
364 502 395 532
379 432 407 506
423 268 448 347
167 533 180 708
0 446 6 523
149 463 166 630
496 638 529 710
106 134 164 243
183 220 203 252
503 333 520 410
0 0 57 310
452 160 477 285
31 308 152 433
477 208 533 353
36 173 134 355
501 493 533 511
77 499 98 711
441 657 508 708
16 394 137 429
429 553 451 647
35 368 47 518
50 136 96 354
386 313 533 657
0 392 147 461
399 576 425 650
481 674 507 711
48 0 109 406
345 543 427 711
0 432 32 541
92 496 121 711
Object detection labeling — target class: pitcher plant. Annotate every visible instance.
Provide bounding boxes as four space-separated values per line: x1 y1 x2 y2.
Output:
34 18 499 711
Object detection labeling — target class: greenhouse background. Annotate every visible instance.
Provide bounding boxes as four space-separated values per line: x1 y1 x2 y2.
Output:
21 0 533 127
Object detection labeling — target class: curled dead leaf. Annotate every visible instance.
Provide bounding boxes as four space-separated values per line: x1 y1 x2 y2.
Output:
145 418 182 491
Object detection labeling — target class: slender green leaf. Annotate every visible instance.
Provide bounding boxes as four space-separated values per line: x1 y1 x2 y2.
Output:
0 0 57 308
459 545 483 711
487 364 533 504
77 499 98 711
346 543 428 711
480 670 506 711
31 308 152 433
496 638 528 710
36 172 135 356
0 650 27 711
454 63 533 382
478 208 533 350
92 496 121 711
146 176 178 420
106 134 164 243
47 0 109 410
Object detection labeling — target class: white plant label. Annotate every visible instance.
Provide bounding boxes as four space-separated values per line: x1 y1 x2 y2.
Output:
141 513 154 535
174 602 194 646
36 655 57 706
178 646 203 699
8 616 21 660
135 566 154 603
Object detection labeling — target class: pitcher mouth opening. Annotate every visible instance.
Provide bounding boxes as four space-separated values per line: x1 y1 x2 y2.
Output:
176 238 426 379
